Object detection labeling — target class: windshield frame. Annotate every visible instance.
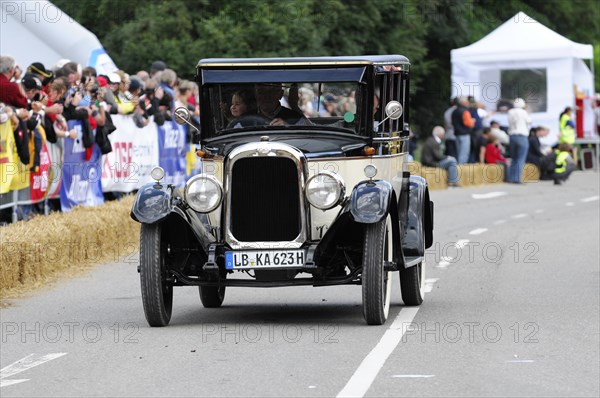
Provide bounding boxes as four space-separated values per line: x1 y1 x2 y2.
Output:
198 66 370 140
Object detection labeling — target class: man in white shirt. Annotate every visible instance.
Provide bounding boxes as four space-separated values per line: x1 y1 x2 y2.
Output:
507 98 532 183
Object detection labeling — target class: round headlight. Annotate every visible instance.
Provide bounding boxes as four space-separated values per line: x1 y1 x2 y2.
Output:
184 174 223 213
305 171 345 210
150 166 165 181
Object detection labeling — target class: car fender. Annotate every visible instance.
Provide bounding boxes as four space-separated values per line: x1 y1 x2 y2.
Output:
349 179 393 224
402 176 434 257
130 182 175 224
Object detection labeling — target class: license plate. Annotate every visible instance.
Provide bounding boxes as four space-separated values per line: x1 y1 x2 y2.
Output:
225 250 305 269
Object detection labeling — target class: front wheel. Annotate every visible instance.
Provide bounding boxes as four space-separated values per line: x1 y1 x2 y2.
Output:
362 216 393 325
140 223 173 326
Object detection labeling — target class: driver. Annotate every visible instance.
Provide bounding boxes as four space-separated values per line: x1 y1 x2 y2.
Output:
255 84 310 126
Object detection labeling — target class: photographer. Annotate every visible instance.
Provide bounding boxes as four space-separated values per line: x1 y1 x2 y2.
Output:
0 55 27 109
47 77 76 140
20 75 47 174
137 77 165 125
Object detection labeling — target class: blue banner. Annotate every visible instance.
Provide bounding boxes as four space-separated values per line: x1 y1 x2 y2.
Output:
60 120 105 211
157 120 187 188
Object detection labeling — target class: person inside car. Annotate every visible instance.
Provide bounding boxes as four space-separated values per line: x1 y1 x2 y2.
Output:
227 89 257 128
254 84 310 126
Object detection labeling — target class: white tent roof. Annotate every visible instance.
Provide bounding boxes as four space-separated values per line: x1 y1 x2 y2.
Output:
451 12 593 63
0 0 117 74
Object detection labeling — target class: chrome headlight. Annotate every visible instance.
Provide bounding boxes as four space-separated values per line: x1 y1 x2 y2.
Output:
305 171 345 210
150 166 165 182
184 174 223 213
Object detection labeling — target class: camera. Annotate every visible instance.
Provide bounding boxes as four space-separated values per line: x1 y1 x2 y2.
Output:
90 83 100 99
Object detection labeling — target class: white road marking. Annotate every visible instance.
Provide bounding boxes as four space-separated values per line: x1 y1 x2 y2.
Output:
469 228 488 235
493 219 506 225
308 386 317 389
581 196 599 202
392 375 435 378
511 214 528 219
337 308 420 398
0 353 67 388
566 202 575 207
423 278 439 293
534 209 544 214
0 379 29 388
472 192 507 200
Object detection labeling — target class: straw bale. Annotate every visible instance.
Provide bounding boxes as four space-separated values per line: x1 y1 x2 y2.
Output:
0 195 140 298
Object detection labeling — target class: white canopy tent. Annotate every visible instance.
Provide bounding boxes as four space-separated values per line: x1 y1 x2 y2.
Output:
451 11 595 145
0 0 117 75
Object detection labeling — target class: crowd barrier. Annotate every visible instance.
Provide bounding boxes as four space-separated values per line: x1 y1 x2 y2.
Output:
0 115 201 223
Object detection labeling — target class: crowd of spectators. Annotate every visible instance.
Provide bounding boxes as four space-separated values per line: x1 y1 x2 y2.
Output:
433 94 584 186
0 54 200 221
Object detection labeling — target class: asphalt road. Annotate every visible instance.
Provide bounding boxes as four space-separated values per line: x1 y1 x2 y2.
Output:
1 172 599 397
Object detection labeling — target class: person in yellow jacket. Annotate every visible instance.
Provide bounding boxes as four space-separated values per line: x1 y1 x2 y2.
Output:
558 107 578 165
559 107 575 144
552 143 575 185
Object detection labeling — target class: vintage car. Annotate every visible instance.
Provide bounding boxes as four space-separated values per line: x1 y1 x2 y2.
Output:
131 55 434 326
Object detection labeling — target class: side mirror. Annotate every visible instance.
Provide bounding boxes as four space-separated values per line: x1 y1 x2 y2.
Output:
173 106 200 143
384 101 403 120
174 107 191 125
375 100 403 130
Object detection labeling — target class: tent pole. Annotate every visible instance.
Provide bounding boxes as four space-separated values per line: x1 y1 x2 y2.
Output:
591 59 595 96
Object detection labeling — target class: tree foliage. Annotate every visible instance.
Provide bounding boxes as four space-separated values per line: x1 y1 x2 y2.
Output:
52 0 600 135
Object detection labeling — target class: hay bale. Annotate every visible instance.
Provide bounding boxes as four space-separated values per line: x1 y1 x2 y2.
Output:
0 195 140 298
522 163 541 182
406 162 447 190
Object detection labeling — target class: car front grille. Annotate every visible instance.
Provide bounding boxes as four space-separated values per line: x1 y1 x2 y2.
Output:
230 157 301 242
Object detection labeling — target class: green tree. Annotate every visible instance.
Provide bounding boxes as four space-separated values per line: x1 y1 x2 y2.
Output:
51 0 599 132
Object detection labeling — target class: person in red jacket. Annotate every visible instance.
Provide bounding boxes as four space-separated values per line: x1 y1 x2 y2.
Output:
0 55 28 109
485 137 507 164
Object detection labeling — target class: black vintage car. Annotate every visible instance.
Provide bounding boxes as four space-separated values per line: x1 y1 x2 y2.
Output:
131 55 433 326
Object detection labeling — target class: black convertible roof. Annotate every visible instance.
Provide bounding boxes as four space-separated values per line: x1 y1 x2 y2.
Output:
197 55 410 67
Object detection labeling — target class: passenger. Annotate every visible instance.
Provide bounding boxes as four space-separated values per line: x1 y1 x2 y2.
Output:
227 90 257 128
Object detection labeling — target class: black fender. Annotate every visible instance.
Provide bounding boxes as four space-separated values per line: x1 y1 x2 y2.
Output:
130 182 174 224
131 182 216 254
349 179 393 224
402 176 434 257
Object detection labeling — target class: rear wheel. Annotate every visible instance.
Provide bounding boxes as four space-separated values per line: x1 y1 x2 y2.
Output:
400 259 425 306
362 216 393 325
140 223 173 327
199 285 226 308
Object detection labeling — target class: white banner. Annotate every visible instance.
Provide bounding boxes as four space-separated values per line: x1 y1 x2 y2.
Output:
101 115 160 192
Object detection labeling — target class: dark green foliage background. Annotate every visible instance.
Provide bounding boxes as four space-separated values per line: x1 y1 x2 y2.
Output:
52 0 599 136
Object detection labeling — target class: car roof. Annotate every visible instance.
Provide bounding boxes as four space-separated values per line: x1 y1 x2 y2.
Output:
197 55 410 67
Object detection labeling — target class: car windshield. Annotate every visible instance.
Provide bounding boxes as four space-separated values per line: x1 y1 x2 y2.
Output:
203 81 365 137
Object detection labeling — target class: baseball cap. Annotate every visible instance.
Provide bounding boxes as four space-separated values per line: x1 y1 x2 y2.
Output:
107 73 121 84
22 74 43 90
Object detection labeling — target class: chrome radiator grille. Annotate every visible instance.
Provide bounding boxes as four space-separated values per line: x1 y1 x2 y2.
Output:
230 157 301 242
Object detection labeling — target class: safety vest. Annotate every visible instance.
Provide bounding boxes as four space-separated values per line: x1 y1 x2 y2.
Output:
554 150 571 174
559 113 575 144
